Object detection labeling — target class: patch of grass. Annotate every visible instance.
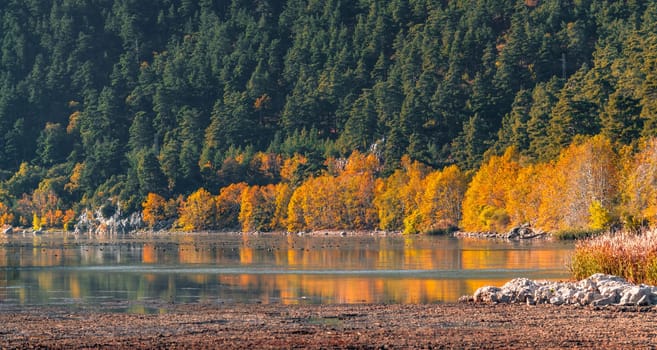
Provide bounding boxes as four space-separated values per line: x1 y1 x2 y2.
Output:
552 228 605 240
570 230 657 284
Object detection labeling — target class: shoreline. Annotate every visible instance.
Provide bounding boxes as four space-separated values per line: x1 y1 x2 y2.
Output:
2 302 656 349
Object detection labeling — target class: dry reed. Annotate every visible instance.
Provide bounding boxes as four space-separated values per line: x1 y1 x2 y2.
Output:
571 229 657 284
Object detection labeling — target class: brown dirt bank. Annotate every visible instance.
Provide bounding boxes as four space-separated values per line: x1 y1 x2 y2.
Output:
2 302 657 349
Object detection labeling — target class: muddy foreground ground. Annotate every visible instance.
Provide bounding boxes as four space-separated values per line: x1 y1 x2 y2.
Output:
2 302 657 349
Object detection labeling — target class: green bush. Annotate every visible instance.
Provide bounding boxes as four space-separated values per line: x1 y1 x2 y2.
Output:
552 228 605 240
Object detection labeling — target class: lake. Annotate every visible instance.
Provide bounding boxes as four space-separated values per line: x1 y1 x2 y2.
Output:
0 232 574 312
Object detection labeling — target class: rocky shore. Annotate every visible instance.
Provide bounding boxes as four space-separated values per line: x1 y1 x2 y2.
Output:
467 273 657 307
453 223 549 240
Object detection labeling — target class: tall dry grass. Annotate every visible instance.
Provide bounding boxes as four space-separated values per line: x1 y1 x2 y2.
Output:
571 229 657 284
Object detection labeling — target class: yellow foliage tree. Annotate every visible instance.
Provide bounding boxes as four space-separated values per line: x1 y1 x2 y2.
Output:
620 137 657 227
338 172 378 229
64 163 85 193
416 165 468 233
461 147 521 232
142 193 167 228
271 182 292 230
292 175 338 230
33 212 42 230
286 183 307 231
280 154 308 185
374 156 430 232
538 135 619 231
505 163 546 227
239 184 277 232
337 151 379 229
374 170 407 231
0 202 14 226
177 188 217 231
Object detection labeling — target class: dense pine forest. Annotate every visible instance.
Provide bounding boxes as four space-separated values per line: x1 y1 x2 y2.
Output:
1 0 657 234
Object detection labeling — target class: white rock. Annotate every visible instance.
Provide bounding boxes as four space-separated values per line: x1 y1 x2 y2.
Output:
549 296 564 305
470 274 657 306
473 286 501 303
593 295 615 306
619 286 651 305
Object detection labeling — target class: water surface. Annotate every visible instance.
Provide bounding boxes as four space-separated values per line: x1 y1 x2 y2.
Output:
0 232 574 311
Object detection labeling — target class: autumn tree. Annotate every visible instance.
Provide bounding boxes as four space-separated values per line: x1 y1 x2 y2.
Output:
287 151 380 231
537 135 619 231
0 202 14 226
142 193 167 228
373 156 430 233
239 184 277 232
414 165 468 234
505 163 547 227
216 182 248 229
287 176 337 231
177 188 217 231
460 147 521 232
336 151 380 229
621 137 657 227
271 182 292 231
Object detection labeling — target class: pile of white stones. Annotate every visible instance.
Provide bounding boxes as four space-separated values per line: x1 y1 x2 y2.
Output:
470 273 657 306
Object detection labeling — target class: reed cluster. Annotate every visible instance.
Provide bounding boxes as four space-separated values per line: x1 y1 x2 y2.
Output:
571 230 657 284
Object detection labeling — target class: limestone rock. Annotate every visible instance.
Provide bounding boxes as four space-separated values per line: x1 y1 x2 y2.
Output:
469 274 657 307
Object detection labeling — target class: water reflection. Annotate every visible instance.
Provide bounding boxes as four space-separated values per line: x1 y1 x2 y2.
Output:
0 233 574 308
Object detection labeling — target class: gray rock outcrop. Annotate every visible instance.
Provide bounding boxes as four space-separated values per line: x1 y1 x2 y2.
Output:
454 224 548 240
469 274 657 307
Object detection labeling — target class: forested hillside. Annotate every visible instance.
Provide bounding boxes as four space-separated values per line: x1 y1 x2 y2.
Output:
1 0 657 233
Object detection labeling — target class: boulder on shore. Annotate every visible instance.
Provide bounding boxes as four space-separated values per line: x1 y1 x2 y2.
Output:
454 224 548 240
467 274 657 307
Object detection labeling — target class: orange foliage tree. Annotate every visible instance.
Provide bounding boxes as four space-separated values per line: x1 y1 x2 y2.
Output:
239 184 277 232
216 182 248 229
287 175 338 231
62 209 76 231
142 193 167 228
249 152 282 184
287 151 379 231
460 147 521 232
177 188 217 231
17 187 65 229
336 151 379 229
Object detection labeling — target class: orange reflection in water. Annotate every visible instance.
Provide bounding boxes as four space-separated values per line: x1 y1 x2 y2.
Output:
216 273 473 304
69 275 81 299
142 243 157 263
460 247 568 270
0 234 574 305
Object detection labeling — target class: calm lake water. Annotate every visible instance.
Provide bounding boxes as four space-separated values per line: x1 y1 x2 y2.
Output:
0 232 574 312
